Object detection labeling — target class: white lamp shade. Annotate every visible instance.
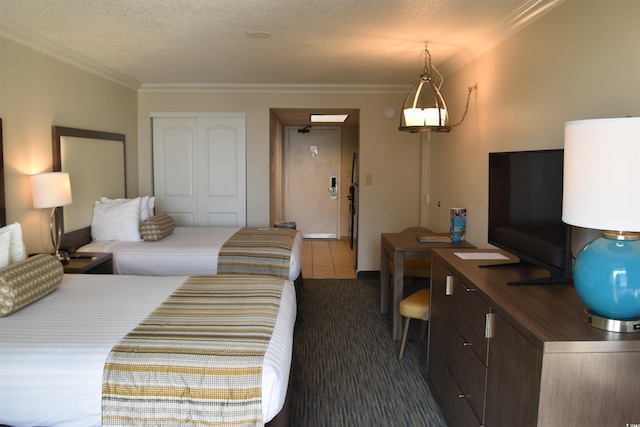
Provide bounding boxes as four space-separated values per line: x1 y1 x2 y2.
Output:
403 108 425 127
423 108 447 126
403 108 448 127
31 172 73 209
562 117 640 232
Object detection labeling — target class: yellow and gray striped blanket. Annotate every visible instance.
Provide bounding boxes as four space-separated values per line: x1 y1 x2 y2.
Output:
217 227 297 279
102 275 284 427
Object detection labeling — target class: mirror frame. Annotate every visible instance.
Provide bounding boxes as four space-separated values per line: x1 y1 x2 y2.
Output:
0 118 5 227
52 126 126 249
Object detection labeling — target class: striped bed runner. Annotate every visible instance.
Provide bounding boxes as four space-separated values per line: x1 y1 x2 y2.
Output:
102 275 285 427
217 227 297 279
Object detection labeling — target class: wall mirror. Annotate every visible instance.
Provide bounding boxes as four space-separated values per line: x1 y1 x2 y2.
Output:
52 126 126 247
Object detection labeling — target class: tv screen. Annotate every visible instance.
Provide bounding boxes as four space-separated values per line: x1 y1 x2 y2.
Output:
488 149 571 285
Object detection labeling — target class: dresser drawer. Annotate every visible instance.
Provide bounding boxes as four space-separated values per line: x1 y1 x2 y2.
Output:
448 323 487 422
450 276 490 362
435 366 483 427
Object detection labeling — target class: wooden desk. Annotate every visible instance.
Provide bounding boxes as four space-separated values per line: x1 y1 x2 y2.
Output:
380 231 473 340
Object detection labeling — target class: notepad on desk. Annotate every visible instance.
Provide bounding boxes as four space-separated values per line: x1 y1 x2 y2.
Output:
417 234 452 243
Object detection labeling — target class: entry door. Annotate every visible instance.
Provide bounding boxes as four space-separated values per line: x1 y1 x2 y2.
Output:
285 127 341 238
153 115 246 227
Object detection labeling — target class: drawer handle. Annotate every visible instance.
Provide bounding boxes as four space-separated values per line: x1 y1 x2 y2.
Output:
463 342 473 347
458 394 469 399
445 276 454 295
465 287 476 292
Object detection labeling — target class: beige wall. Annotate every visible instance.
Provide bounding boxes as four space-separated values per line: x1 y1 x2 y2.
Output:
137 91 422 271
0 37 138 254
426 0 640 254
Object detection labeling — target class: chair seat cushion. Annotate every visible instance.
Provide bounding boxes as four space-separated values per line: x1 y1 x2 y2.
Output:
399 288 430 320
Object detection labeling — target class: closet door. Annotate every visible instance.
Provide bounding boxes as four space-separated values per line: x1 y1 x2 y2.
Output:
153 114 246 227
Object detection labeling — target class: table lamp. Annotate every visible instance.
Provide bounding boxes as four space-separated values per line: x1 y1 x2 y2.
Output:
562 117 640 333
30 172 73 262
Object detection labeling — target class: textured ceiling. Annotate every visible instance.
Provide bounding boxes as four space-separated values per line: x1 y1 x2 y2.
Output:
0 0 564 90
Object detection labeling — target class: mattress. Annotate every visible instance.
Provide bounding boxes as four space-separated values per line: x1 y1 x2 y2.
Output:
77 227 303 281
0 273 296 427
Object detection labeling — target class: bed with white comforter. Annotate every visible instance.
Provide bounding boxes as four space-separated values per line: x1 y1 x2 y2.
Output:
76 226 303 281
0 273 296 427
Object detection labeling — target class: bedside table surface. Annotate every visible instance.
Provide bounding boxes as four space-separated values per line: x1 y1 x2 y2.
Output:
64 252 113 274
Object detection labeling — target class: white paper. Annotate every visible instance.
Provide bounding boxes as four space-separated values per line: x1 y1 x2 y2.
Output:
454 252 509 260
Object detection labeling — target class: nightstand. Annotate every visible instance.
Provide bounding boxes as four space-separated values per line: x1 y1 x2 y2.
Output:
64 252 113 274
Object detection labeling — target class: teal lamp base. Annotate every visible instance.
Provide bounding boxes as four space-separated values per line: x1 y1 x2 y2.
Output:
573 232 640 332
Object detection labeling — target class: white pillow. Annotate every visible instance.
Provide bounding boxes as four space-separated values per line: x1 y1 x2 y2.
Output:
100 196 154 222
0 231 11 268
147 196 155 218
7 223 27 263
0 223 27 264
100 196 123 203
139 196 150 222
91 199 142 241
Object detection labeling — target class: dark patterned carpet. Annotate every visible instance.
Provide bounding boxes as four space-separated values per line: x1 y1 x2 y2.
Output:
288 278 447 427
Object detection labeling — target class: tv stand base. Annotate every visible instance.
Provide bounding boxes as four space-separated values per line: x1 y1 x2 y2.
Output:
479 262 570 285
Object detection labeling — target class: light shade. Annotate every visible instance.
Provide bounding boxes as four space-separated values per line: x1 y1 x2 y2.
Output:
30 172 73 209
399 45 452 133
399 75 451 132
562 117 640 231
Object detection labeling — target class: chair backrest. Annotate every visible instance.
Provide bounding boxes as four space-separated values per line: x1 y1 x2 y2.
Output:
401 226 430 234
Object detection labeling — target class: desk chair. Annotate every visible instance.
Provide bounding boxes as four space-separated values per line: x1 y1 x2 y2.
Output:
398 288 430 359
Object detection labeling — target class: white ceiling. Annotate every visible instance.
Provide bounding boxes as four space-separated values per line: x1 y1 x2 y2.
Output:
0 0 563 91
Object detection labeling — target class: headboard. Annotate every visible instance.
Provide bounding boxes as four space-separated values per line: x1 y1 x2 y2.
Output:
0 118 5 227
52 126 126 251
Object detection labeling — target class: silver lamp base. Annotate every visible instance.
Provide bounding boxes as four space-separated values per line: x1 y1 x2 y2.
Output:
582 308 640 333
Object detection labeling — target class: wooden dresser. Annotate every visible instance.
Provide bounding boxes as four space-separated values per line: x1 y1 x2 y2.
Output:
428 248 640 427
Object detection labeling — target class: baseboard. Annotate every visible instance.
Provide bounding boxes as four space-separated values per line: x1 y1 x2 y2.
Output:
357 270 380 280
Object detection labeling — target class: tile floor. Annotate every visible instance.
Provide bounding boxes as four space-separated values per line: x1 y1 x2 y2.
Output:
301 238 357 279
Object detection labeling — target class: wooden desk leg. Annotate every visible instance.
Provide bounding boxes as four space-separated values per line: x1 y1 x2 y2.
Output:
380 244 390 313
392 250 405 341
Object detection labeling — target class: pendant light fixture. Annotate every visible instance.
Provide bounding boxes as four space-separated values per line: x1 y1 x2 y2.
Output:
399 44 476 133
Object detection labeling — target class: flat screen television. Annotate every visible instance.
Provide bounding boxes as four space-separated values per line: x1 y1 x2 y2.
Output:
487 149 572 285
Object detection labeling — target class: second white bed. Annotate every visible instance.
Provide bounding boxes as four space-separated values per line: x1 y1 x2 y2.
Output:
77 226 303 281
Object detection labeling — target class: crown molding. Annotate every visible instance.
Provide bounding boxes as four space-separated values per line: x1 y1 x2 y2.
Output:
0 19 141 91
138 83 410 94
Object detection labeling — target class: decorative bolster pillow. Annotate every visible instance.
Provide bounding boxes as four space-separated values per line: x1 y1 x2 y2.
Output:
139 214 176 242
0 254 63 317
